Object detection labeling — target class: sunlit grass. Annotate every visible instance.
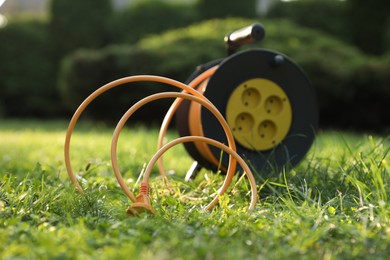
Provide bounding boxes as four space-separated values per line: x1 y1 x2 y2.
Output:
0 120 389 259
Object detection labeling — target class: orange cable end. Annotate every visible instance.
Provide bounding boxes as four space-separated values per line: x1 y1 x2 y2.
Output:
126 182 155 216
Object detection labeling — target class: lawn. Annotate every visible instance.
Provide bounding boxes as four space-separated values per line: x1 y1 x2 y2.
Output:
0 119 389 259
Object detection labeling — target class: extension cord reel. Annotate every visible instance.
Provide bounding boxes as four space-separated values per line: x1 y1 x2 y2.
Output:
64 23 318 215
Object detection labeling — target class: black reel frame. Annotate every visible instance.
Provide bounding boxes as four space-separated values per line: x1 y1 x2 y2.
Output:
176 23 319 179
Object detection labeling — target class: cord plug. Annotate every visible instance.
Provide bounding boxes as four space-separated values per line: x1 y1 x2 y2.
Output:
126 181 155 216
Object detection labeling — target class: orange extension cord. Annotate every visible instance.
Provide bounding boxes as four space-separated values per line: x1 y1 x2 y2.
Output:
64 73 258 214
156 66 219 181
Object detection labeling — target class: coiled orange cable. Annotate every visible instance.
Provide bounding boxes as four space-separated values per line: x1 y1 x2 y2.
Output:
65 74 258 212
156 66 219 178
64 75 219 196
146 136 257 210
111 91 257 210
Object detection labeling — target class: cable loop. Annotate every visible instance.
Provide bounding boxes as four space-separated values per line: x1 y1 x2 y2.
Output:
64 73 258 213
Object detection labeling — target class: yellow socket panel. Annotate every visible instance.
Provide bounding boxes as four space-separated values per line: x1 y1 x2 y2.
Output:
226 78 292 151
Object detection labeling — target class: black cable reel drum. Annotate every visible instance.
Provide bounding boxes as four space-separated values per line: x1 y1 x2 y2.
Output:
176 23 318 180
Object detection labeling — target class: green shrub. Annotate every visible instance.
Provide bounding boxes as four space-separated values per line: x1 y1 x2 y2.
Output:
0 17 62 117
345 0 390 55
343 55 390 129
59 18 390 129
267 0 348 41
58 46 182 122
196 0 257 19
267 0 390 56
48 0 113 62
110 0 199 44
58 19 239 121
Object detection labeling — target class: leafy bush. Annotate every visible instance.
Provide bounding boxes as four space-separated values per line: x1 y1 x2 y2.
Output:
110 0 199 44
58 46 183 122
0 17 62 117
48 0 113 62
345 0 390 55
267 0 348 41
59 18 390 129
267 0 390 56
195 0 257 19
0 0 198 120
343 55 390 129
58 19 239 121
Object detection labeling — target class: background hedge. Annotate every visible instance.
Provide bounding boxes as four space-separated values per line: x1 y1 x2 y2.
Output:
0 0 389 131
196 0 257 19
48 0 113 63
0 17 63 117
110 0 199 44
267 0 390 55
58 18 390 130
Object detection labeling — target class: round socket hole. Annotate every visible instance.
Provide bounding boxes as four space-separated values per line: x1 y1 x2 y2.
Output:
264 95 283 116
242 88 260 108
258 120 277 141
234 113 254 133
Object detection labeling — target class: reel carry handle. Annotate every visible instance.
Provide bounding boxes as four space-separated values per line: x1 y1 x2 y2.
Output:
224 23 265 55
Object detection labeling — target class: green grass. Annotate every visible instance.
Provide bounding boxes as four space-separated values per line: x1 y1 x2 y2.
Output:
0 119 389 259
